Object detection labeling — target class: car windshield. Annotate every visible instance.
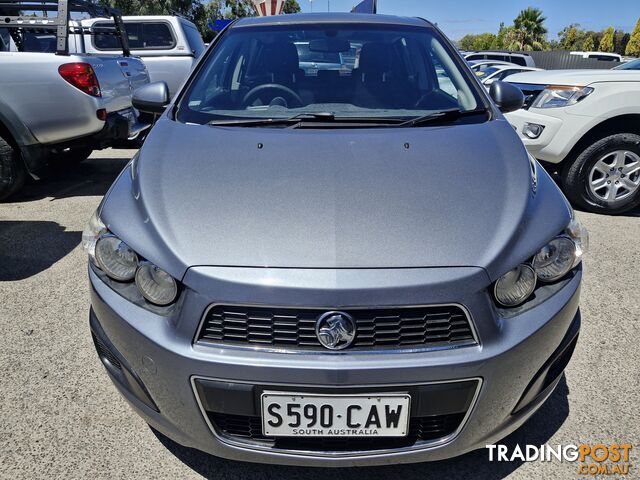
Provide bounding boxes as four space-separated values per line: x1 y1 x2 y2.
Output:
475 67 500 79
178 23 483 125
615 59 640 70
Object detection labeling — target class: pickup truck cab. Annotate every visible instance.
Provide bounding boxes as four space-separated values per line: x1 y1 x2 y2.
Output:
0 0 150 200
8 16 204 97
506 69 640 214
76 16 204 97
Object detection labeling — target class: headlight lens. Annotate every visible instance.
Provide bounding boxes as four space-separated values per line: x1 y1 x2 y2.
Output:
494 264 537 307
95 235 138 281
531 86 594 109
565 217 589 265
532 237 577 282
82 210 106 260
135 262 178 306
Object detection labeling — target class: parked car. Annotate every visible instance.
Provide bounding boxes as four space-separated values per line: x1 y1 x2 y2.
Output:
465 51 536 67
613 58 640 70
468 59 517 72
506 69 640 214
570 51 622 62
477 65 541 87
85 12 587 467
9 15 205 97
0 0 150 200
295 41 361 75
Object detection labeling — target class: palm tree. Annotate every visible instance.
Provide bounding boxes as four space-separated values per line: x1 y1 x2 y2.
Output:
511 7 548 51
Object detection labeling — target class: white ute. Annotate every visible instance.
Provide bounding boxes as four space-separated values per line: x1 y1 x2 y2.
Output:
0 0 150 200
506 69 640 214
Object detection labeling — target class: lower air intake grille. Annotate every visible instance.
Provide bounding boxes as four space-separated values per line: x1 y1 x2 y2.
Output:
209 412 466 452
92 332 122 370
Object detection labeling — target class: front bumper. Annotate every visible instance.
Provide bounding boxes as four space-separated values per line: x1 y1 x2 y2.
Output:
89 265 581 467
505 108 597 164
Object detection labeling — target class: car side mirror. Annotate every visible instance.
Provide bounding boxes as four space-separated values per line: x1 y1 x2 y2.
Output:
489 81 525 113
132 82 170 114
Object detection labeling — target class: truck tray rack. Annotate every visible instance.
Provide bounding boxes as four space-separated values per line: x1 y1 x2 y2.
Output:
0 0 130 55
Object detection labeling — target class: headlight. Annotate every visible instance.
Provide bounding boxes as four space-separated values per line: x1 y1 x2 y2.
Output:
532 237 576 282
532 218 589 282
95 235 139 281
565 217 589 265
82 210 106 260
531 86 594 109
494 264 537 307
135 262 178 306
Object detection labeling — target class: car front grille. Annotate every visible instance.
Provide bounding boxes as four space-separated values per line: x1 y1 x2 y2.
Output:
209 412 466 452
196 304 476 351
509 82 546 109
92 332 122 370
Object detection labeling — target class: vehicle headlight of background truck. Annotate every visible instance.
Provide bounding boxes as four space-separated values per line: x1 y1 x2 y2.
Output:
531 85 594 109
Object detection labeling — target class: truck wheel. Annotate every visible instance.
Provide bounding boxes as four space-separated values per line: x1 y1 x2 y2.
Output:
0 135 26 201
562 133 640 215
52 147 93 167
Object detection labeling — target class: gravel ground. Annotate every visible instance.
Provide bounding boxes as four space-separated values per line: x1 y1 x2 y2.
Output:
1 149 639 479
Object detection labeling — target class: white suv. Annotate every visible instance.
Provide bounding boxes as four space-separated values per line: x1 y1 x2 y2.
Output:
506 69 640 214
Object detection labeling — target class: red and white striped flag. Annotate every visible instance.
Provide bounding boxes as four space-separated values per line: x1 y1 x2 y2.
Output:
252 0 286 16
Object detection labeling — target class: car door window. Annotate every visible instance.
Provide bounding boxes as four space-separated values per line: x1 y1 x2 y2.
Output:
183 24 205 56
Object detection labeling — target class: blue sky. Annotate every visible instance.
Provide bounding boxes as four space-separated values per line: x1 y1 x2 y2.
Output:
300 0 640 40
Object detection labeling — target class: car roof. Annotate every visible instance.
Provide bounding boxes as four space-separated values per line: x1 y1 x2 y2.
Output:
466 51 531 57
234 13 431 28
469 60 514 65
492 65 537 71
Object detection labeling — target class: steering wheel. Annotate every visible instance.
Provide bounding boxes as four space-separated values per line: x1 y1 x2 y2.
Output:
242 84 304 109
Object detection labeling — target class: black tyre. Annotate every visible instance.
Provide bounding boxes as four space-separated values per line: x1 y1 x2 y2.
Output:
562 133 640 215
0 134 26 201
51 147 93 167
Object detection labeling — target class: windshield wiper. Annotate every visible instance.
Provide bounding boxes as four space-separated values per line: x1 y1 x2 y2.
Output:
208 113 336 128
399 108 489 127
208 113 412 128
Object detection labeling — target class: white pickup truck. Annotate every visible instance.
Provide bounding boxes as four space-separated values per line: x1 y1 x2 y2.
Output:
506 69 640 214
0 0 150 200
10 15 205 97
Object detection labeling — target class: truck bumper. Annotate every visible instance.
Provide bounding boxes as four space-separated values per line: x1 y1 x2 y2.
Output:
505 108 597 164
21 109 149 174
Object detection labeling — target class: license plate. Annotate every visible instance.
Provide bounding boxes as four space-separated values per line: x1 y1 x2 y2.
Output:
261 392 411 437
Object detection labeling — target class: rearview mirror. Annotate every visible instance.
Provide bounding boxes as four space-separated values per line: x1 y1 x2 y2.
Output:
132 82 170 114
308 38 350 53
489 81 525 113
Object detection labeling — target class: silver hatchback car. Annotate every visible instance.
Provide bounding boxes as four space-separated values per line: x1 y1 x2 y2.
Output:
84 13 588 467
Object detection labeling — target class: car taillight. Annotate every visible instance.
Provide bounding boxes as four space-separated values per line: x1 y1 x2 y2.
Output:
58 63 101 97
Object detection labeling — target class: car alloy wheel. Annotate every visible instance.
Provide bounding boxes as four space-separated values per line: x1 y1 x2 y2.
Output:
588 150 640 204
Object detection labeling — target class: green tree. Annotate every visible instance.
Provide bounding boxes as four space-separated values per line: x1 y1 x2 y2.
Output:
625 18 640 56
491 22 511 50
599 26 615 52
459 33 497 51
558 24 581 50
283 0 301 13
582 34 595 51
614 30 630 55
511 7 548 51
459 34 479 51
